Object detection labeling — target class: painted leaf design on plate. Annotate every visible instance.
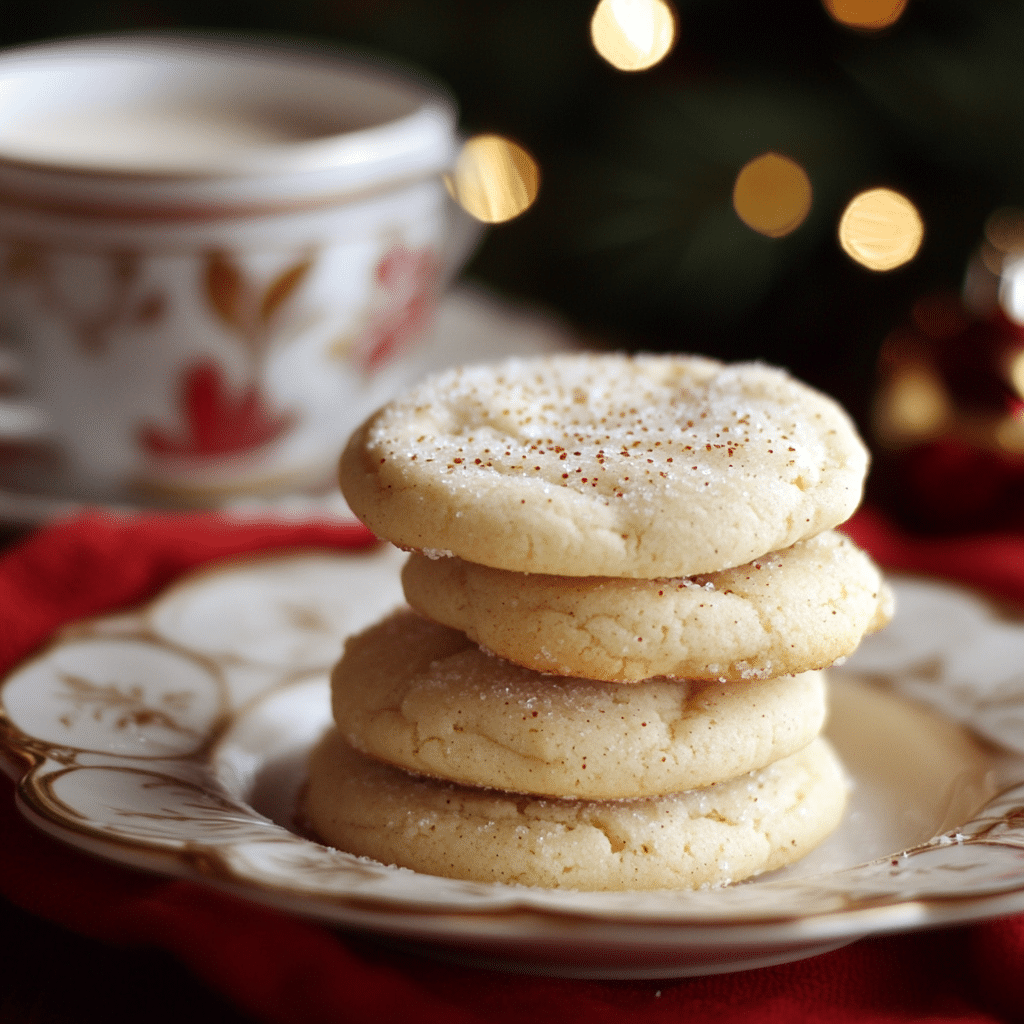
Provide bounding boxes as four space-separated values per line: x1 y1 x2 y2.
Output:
56 672 198 737
280 602 337 637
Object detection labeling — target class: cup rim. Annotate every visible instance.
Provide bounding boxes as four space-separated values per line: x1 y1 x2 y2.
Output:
0 31 458 185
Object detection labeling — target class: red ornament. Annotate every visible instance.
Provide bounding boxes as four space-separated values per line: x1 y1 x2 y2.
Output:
873 293 1024 532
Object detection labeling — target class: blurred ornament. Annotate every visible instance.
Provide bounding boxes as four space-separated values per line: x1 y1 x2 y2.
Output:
839 187 923 271
445 134 540 224
822 0 909 32
732 152 812 238
873 286 1024 531
590 0 676 72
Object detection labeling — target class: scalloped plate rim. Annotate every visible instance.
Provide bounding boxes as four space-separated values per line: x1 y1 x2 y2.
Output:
3 553 1024 977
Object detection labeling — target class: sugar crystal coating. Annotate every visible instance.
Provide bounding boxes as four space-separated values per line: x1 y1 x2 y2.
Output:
340 354 869 577
305 731 848 890
331 608 828 799
402 530 893 682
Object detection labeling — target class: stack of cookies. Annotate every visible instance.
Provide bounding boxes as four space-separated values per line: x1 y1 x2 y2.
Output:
306 354 891 890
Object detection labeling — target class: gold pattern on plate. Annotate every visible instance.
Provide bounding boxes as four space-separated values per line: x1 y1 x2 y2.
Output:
2 553 1024 978
55 671 198 736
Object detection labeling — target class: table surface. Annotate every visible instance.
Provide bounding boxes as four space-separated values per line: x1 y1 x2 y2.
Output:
0 895 257 1024
0 518 1014 1022
0 524 254 1022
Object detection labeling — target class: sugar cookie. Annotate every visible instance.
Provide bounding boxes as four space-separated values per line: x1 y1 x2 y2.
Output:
305 731 848 891
340 354 869 577
331 609 828 799
402 530 893 683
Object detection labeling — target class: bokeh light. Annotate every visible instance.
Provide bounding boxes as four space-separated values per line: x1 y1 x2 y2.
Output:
838 188 923 271
445 134 540 224
590 0 676 72
981 206 1024 275
822 0 909 31
1007 350 1024 400
874 363 951 442
985 207 1024 254
995 414 1024 454
731 153 813 238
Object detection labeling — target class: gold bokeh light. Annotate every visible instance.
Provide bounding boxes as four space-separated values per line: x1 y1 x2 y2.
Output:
446 134 540 224
995 415 1024 454
985 207 1024 255
590 0 677 72
874 363 951 443
980 208 1024 275
732 152 813 238
838 188 923 271
822 0 909 31
1007 349 1024 401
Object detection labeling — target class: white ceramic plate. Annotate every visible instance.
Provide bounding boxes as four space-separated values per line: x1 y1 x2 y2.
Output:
3 546 1024 979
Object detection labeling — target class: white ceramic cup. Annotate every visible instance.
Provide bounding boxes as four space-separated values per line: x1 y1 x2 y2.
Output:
0 33 462 503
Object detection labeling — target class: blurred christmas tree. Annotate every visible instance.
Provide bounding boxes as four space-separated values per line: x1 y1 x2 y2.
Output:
5 0 1024 425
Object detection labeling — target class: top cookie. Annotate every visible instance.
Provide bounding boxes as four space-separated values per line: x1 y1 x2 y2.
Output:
340 354 869 578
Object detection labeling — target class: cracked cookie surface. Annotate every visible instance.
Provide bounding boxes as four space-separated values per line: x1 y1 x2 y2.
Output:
339 354 869 578
330 609 828 799
305 730 847 890
402 530 893 683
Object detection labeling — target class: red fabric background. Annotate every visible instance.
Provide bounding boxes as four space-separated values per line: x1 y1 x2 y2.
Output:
1 509 1023 1023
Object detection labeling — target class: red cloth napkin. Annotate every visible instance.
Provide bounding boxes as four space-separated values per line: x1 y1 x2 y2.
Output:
1 509 1023 1024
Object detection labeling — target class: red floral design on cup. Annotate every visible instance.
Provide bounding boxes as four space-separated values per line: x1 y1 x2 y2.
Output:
139 361 293 460
354 244 439 373
0 36 458 500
